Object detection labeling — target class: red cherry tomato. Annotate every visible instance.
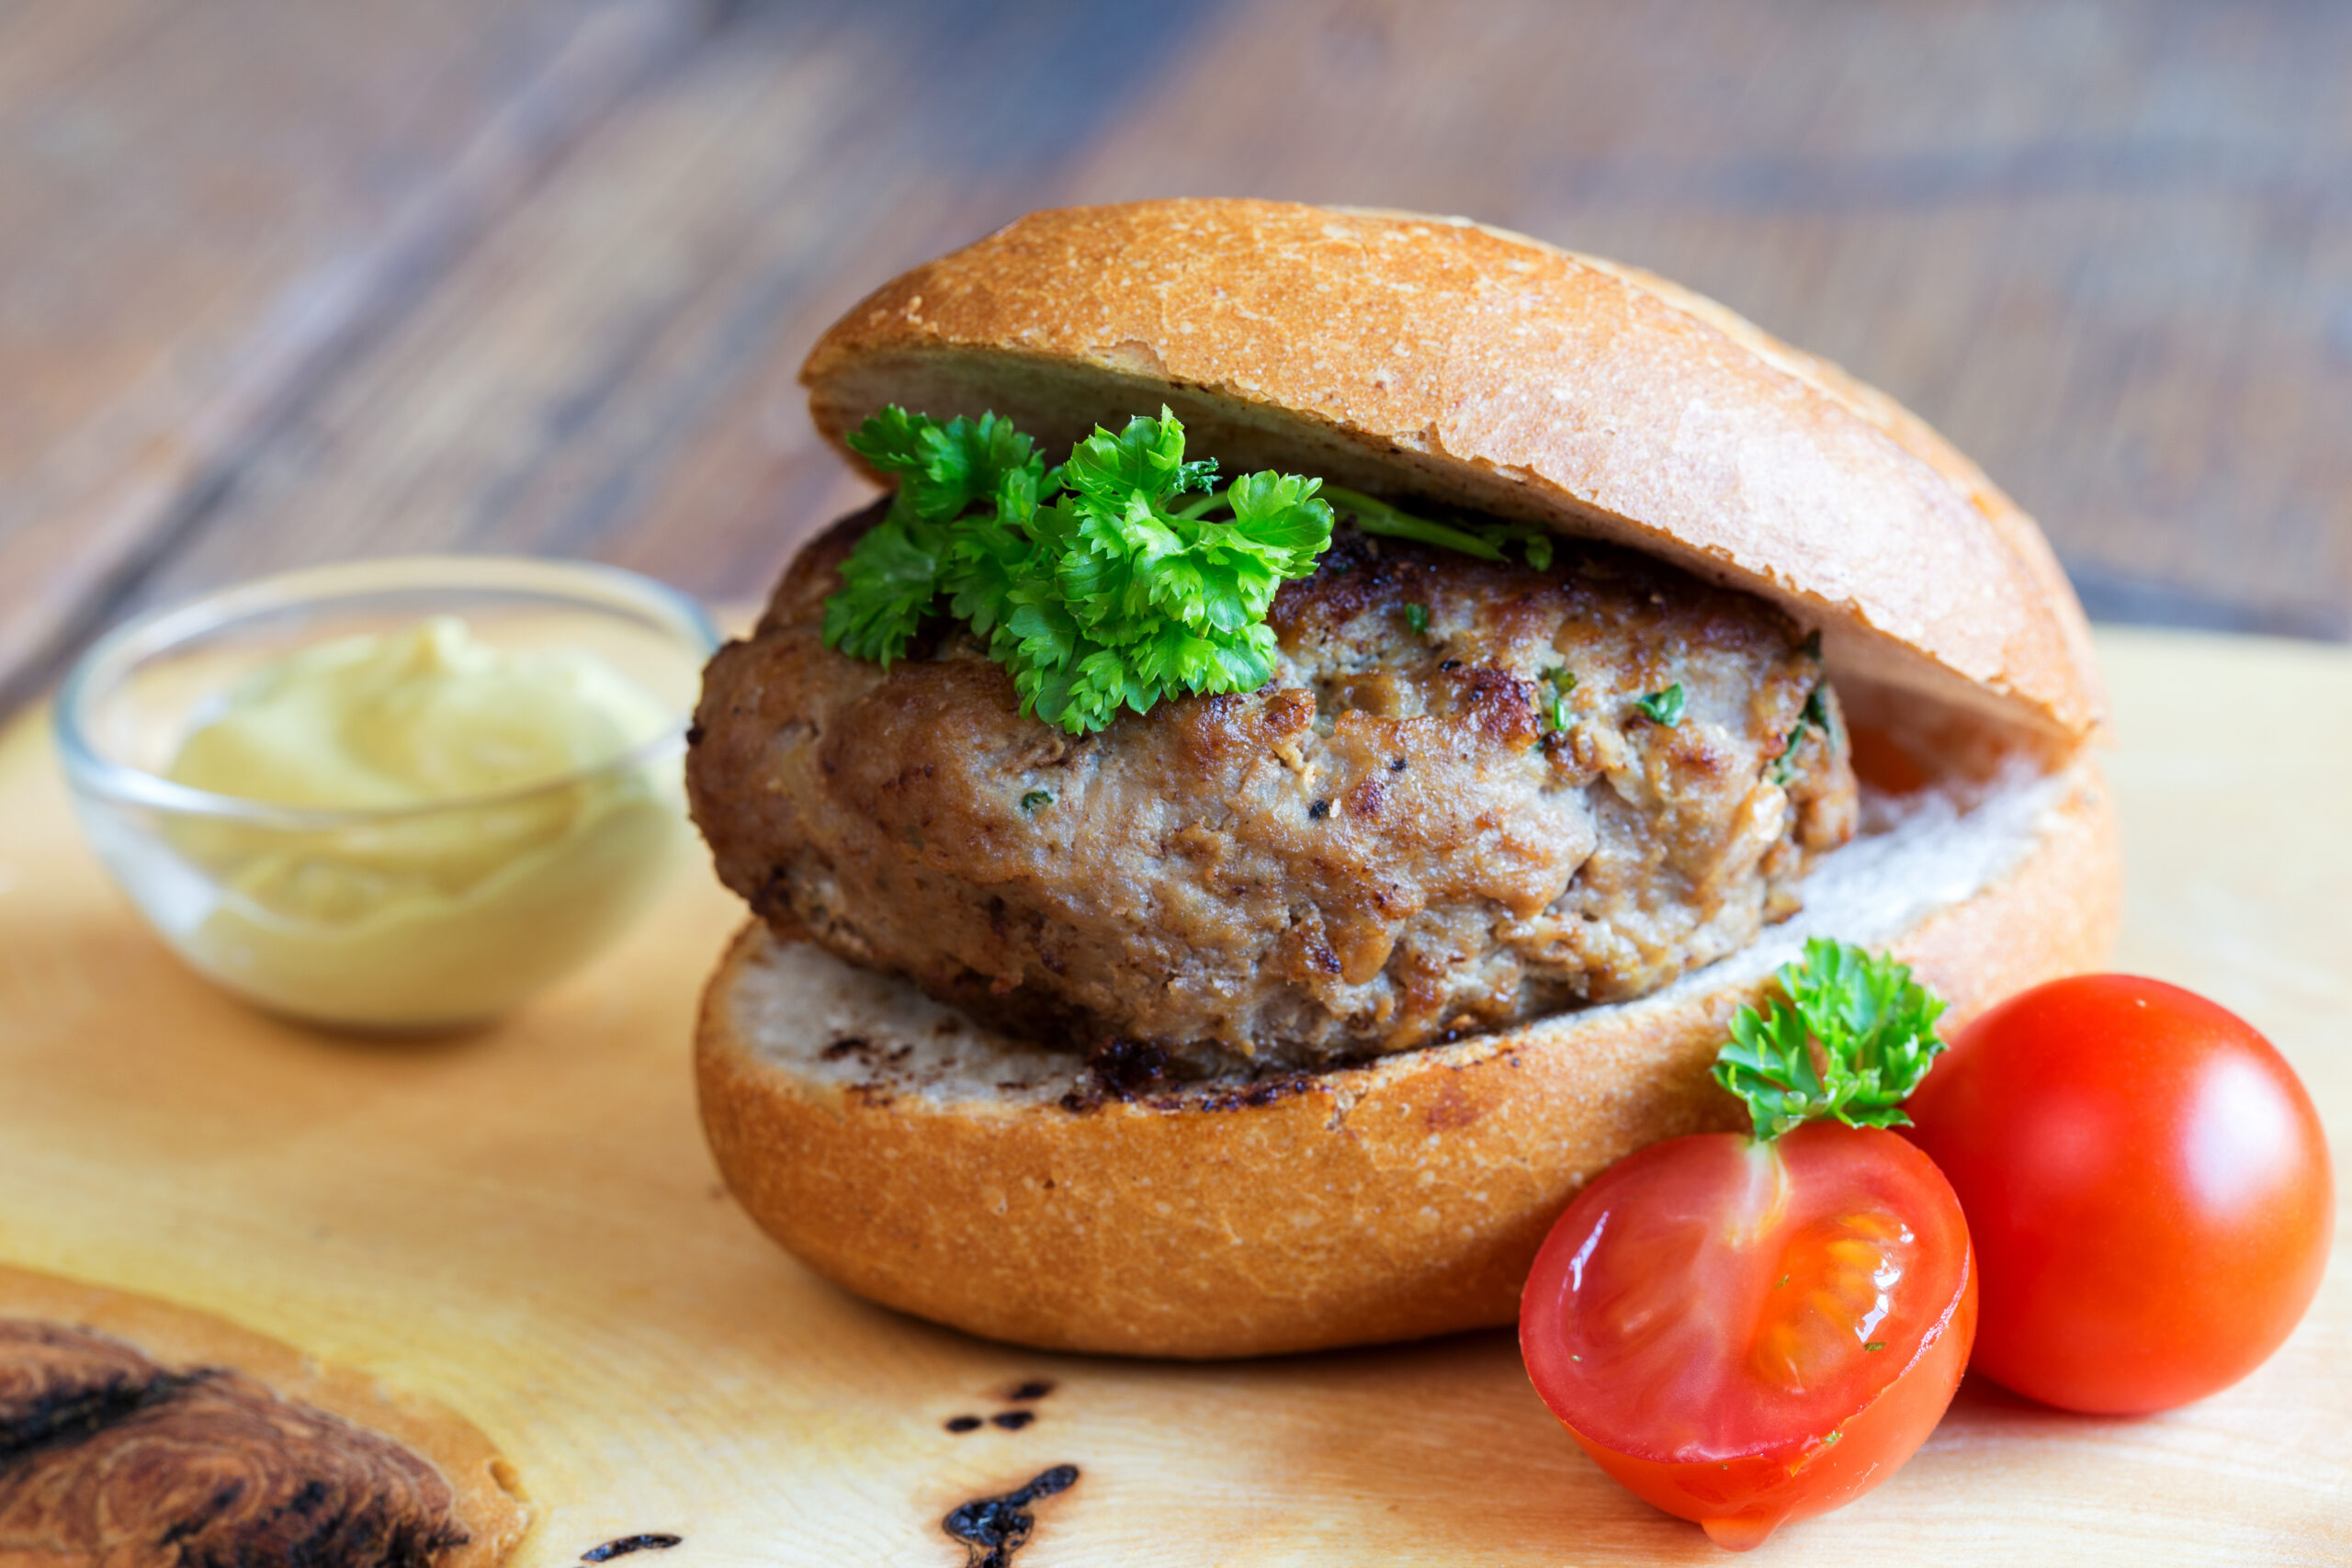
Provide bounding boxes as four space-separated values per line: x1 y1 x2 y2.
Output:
1521 1122 1975 1551
1903 975 2334 1415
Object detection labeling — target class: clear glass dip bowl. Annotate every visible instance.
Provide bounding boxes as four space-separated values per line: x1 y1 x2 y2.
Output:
54 558 721 1032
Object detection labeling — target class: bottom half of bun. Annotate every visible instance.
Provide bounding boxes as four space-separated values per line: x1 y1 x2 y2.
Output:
695 756 2120 1359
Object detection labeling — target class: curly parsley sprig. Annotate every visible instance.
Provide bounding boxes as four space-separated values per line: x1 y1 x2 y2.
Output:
822 406 1556 735
1712 939 1950 1142
824 407 1333 734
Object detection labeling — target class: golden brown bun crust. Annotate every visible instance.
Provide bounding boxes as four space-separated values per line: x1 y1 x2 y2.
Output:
697 760 2121 1359
803 198 2102 743
0 1264 530 1567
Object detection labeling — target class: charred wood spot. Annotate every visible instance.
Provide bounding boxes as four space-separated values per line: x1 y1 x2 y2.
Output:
0 1320 469 1568
944 1416 983 1434
0 1319 173 1459
580 1535 682 1562
942 1465 1078 1568
1005 1381 1055 1404
987 1411 1034 1432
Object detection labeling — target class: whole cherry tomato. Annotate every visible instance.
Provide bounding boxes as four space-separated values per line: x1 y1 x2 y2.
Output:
1903 975 2333 1415
1521 1122 1974 1551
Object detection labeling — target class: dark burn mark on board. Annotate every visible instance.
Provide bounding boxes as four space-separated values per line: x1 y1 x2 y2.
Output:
0 1319 175 1456
0 1319 470 1568
948 1381 1053 1434
580 1533 683 1562
943 1465 1079 1568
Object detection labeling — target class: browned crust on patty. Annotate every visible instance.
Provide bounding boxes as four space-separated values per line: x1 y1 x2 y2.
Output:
801 198 2102 744
690 513 1858 1074
695 755 2121 1359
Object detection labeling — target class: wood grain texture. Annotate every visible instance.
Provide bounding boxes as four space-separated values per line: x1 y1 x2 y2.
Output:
49 0 2346 675
0 628 2343 1565
0 0 707 710
96 0 1223 626
0 1266 531 1568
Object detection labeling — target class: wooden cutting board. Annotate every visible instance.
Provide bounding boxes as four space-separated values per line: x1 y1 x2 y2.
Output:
1 626 2345 1566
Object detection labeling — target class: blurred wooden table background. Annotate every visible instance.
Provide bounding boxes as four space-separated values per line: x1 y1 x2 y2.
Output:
3 0 2346 710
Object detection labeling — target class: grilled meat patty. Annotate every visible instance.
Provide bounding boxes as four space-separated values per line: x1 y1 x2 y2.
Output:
690 501 1858 1078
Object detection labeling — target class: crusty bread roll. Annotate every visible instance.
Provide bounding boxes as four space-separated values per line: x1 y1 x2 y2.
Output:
804 199 2102 745
697 198 2120 1359
700 754 2116 1359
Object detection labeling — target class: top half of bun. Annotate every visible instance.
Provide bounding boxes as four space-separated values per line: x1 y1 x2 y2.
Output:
802 198 2101 747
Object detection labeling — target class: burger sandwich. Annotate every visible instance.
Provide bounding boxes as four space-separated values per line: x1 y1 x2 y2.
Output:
686 199 2119 1359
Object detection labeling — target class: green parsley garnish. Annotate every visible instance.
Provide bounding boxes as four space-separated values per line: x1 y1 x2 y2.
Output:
1770 683 1832 786
1712 938 1950 1143
1020 789 1054 813
822 406 1573 734
1543 667 1577 731
1769 634 1837 785
1634 682 1686 727
823 407 1331 734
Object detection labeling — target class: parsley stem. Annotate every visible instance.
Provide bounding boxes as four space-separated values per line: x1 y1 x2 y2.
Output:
1172 488 1231 521
1322 485 1508 561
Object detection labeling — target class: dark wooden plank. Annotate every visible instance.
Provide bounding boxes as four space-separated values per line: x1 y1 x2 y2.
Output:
0 0 707 708
86 0 2352 655
104 0 1228 622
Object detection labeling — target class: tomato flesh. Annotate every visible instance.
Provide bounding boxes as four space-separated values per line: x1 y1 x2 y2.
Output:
1904 975 2334 1415
1521 1123 1974 1550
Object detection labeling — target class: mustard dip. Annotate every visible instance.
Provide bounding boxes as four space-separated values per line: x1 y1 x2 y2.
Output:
165 615 686 1028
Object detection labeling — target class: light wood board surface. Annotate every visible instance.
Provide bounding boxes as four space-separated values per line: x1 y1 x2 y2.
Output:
0 626 2345 1566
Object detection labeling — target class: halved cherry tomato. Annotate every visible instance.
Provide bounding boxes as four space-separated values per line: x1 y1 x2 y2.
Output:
1903 975 2333 1415
1521 1122 1974 1551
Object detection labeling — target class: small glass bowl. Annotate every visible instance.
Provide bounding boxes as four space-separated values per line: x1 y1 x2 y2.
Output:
54 557 722 1032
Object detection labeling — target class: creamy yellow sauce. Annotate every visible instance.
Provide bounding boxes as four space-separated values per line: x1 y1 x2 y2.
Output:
164 616 687 1028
